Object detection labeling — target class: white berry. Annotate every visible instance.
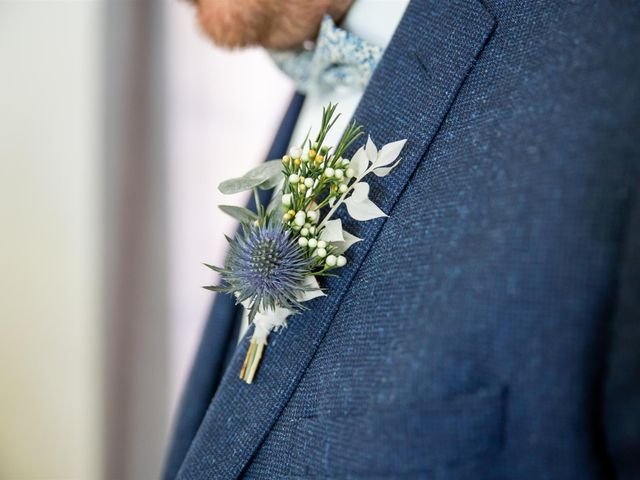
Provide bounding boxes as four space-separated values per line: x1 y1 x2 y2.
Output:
289 146 302 159
294 211 306 226
306 210 318 223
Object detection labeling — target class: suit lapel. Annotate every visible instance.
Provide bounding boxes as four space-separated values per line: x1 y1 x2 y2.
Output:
176 1 495 478
163 94 304 480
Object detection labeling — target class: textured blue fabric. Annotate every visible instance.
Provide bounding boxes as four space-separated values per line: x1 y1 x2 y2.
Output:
165 0 640 478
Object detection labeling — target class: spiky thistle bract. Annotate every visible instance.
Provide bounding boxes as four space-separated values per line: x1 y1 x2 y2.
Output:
205 216 313 323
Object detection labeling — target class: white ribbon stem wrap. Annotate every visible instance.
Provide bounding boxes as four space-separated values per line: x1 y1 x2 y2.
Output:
251 306 292 346
239 276 326 383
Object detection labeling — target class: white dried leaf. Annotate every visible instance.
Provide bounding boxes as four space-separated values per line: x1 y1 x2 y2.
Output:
374 139 407 167
373 159 401 177
365 136 378 164
297 275 326 303
319 219 344 243
350 146 368 178
343 182 387 221
333 229 362 254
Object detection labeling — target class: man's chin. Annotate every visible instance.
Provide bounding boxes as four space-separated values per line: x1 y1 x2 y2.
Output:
195 0 353 50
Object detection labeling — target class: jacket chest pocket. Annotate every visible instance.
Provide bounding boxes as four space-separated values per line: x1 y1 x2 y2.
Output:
289 386 506 478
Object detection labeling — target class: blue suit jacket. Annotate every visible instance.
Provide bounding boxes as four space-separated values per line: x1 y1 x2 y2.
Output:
164 1 640 478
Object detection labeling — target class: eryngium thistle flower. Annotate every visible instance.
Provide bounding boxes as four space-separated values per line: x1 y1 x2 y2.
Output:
206 218 312 323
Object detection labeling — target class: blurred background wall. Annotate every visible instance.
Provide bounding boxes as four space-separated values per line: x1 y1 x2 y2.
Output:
0 2 103 479
0 1 292 478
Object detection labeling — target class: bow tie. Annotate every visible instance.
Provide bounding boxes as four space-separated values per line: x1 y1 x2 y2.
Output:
271 15 384 94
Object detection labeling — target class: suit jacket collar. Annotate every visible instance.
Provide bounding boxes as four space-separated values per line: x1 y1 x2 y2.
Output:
176 1 496 477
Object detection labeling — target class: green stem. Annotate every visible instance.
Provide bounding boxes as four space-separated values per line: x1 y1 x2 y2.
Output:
253 188 261 214
315 195 334 210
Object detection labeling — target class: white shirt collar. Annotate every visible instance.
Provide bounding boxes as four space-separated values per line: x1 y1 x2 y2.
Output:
342 0 410 49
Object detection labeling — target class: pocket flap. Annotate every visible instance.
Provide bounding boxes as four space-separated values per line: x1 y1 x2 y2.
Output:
294 386 507 476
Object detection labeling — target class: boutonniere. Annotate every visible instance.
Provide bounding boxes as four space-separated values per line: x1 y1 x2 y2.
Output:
206 104 406 384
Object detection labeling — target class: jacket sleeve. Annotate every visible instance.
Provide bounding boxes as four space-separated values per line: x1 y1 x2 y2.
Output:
604 184 640 479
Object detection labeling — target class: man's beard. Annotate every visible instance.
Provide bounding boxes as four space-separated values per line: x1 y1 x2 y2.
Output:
196 0 352 50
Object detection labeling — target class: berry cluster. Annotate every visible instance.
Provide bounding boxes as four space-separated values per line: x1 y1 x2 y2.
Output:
280 104 363 273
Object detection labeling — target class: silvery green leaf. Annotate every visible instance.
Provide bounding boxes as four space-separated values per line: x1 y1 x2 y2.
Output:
373 158 402 177
343 182 387 221
267 179 285 213
258 175 282 190
203 263 224 273
267 192 282 214
366 136 378 164
319 219 344 243
350 146 368 178
374 139 407 167
204 285 227 292
236 295 252 310
219 205 258 223
333 229 362 254
218 160 283 194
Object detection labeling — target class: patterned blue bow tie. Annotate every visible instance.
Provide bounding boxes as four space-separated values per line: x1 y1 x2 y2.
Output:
271 15 384 94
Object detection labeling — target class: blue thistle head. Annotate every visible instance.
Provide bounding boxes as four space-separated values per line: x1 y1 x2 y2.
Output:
206 217 312 322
